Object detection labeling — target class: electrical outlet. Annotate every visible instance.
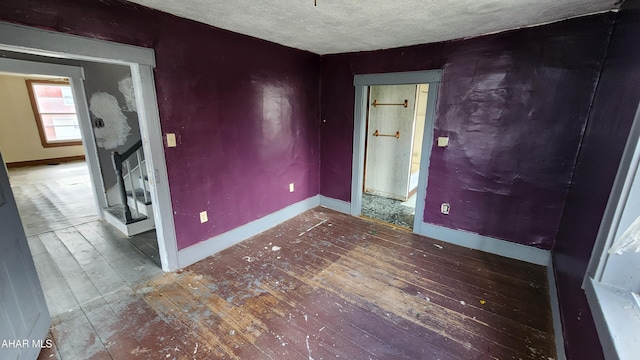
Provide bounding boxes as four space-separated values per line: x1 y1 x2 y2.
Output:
166 133 177 147
437 136 449 147
440 203 450 215
289 183 295 192
199 210 208 223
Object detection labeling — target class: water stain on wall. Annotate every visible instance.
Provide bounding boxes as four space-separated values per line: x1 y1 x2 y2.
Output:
89 92 131 150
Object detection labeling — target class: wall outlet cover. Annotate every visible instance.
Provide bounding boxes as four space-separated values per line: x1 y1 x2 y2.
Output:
437 136 449 147
440 202 450 215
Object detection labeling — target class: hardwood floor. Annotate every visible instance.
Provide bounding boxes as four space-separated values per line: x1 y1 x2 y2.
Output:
170 209 556 360
10 163 556 360
9 162 98 237
29 222 162 359
7 162 162 359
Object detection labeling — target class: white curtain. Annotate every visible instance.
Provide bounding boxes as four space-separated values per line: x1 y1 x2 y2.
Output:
609 214 640 254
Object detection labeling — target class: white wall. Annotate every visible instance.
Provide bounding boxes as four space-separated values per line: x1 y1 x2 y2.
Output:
0 73 84 163
411 84 429 173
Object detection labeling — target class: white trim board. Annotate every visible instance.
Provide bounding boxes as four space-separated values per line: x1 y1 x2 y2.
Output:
353 70 443 86
584 279 618 360
130 64 179 272
419 223 551 266
584 277 640 360
319 195 351 214
103 211 155 237
0 57 84 79
548 261 568 360
177 195 321 268
0 21 155 66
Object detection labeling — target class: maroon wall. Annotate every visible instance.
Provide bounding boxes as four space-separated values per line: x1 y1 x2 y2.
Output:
0 0 320 249
320 14 614 249
553 1 640 358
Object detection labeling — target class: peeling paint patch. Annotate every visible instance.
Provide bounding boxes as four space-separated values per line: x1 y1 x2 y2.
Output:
90 92 131 149
118 75 137 112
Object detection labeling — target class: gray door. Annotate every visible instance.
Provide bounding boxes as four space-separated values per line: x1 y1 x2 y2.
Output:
0 153 50 360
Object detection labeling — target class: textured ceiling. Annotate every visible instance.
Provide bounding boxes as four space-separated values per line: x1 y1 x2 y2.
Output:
126 0 620 55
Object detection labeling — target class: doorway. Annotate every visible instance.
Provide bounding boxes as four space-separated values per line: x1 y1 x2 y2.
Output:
0 57 165 359
361 83 429 229
0 21 179 271
0 57 162 261
351 70 442 232
0 72 96 235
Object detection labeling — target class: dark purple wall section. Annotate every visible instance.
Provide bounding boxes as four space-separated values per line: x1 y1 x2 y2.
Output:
320 14 614 249
0 0 160 48
0 0 320 250
554 1 640 358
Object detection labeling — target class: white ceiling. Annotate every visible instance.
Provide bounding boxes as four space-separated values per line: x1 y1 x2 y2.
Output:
126 0 620 55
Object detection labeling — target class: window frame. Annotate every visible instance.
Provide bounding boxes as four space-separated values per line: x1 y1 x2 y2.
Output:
25 79 83 147
583 102 640 360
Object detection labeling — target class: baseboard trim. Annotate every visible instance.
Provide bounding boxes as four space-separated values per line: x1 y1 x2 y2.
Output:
319 195 351 214
548 259 567 360
177 195 320 268
6 155 85 168
419 222 551 266
103 211 155 236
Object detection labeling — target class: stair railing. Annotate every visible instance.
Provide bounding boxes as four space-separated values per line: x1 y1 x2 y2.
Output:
135 149 150 204
111 140 145 223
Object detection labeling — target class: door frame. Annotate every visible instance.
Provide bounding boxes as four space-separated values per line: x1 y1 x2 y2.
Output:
351 70 442 231
0 57 107 215
0 21 179 271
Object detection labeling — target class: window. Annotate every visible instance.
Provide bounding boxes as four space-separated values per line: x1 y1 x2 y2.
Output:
26 79 82 147
584 112 640 359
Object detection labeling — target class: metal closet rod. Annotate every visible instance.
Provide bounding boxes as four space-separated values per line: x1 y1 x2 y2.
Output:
372 99 408 108
373 130 400 139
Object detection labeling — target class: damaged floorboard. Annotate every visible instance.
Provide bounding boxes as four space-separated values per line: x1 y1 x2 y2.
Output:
35 207 555 360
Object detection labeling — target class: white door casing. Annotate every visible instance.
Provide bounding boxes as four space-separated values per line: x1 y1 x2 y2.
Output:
0 151 51 360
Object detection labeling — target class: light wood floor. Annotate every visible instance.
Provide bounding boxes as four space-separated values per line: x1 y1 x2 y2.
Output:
8 162 162 359
10 162 556 360
9 162 98 237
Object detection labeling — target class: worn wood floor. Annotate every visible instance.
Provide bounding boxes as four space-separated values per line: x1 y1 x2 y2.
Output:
11 163 556 360
7 163 161 359
166 210 556 360
9 162 98 237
